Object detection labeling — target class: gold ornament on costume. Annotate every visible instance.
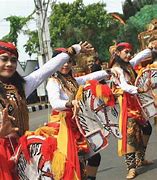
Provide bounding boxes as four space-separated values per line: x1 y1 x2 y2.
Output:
138 19 157 50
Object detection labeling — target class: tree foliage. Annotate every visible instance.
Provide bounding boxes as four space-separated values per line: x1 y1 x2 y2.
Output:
123 0 157 20
117 4 157 51
1 13 34 45
23 30 39 58
49 0 121 60
2 0 156 61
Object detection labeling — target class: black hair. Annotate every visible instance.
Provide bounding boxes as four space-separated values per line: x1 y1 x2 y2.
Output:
152 51 157 61
8 71 26 98
114 55 137 77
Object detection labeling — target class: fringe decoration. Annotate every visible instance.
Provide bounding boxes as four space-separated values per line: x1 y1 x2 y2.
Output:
87 80 115 106
51 150 66 180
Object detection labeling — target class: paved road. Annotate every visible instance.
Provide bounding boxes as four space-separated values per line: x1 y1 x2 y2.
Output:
29 109 157 180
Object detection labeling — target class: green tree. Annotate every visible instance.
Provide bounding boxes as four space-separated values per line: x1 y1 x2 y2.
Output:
1 12 34 45
49 0 121 60
117 4 157 51
23 30 39 58
122 0 157 20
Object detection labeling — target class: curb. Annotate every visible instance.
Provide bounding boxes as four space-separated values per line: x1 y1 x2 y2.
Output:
28 103 50 112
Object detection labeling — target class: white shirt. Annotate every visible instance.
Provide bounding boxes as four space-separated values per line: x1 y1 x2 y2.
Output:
23 44 81 98
113 48 152 94
46 70 108 111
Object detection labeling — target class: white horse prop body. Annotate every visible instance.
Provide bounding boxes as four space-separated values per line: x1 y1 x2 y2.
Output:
14 135 53 180
76 80 121 158
13 81 122 179
135 67 157 119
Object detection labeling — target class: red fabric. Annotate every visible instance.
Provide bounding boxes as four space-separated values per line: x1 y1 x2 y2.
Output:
101 84 115 106
121 93 128 154
41 137 57 161
0 41 18 58
19 136 31 162
0 138 18 180
126 94 146 125
51 110 86 179
85 80 115 107
54 48 67 53
117 42 132 50
121 92 147 154
63 112 81 180
87 80 98 96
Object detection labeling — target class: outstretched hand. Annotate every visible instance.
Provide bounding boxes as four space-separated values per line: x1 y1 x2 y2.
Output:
0 108 18 138
79 41 94 54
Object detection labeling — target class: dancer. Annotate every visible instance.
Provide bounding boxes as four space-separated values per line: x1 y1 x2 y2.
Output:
46 48 117 180
109 42 157 179
0 40 92 179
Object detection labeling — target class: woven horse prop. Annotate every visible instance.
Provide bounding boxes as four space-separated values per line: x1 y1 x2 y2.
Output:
135 67 157 119
75 80 122 158
12 80 122 179
12 134 54 180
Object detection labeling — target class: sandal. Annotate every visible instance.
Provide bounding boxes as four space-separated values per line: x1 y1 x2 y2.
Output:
126 168 137 179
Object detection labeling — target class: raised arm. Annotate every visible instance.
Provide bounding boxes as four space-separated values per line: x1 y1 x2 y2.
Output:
76 70 109 85
129 49 152 67
130 40 157 67
24 42 94 98
24 52 71 98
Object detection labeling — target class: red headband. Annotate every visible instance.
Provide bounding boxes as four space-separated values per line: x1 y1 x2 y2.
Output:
54 48 67 53
0 41 18 58
116 42 132 50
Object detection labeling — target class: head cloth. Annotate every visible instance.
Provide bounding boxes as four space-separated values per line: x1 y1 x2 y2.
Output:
116 42 132 51
0 41 18 58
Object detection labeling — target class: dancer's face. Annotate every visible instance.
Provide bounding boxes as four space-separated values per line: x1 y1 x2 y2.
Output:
0 53 17 81
117 48 132 62
59 59 73 75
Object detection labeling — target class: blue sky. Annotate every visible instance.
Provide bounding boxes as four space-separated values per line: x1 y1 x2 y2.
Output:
0 0 124 61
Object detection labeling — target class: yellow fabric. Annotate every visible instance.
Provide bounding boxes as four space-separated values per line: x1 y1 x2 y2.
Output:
74 171 79 180
51 150 66 180
108 86 124 156
50 112 68 179
137 64 157 77
96 84 102 97
50 112 68 155
75 85 83 100
25 126 57 138
95 84 108 104
117 95 123 156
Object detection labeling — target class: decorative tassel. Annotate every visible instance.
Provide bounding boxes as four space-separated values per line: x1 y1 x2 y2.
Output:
51 149 66 180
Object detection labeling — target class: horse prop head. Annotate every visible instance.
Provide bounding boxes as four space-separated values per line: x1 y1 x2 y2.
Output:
75 80 121 158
